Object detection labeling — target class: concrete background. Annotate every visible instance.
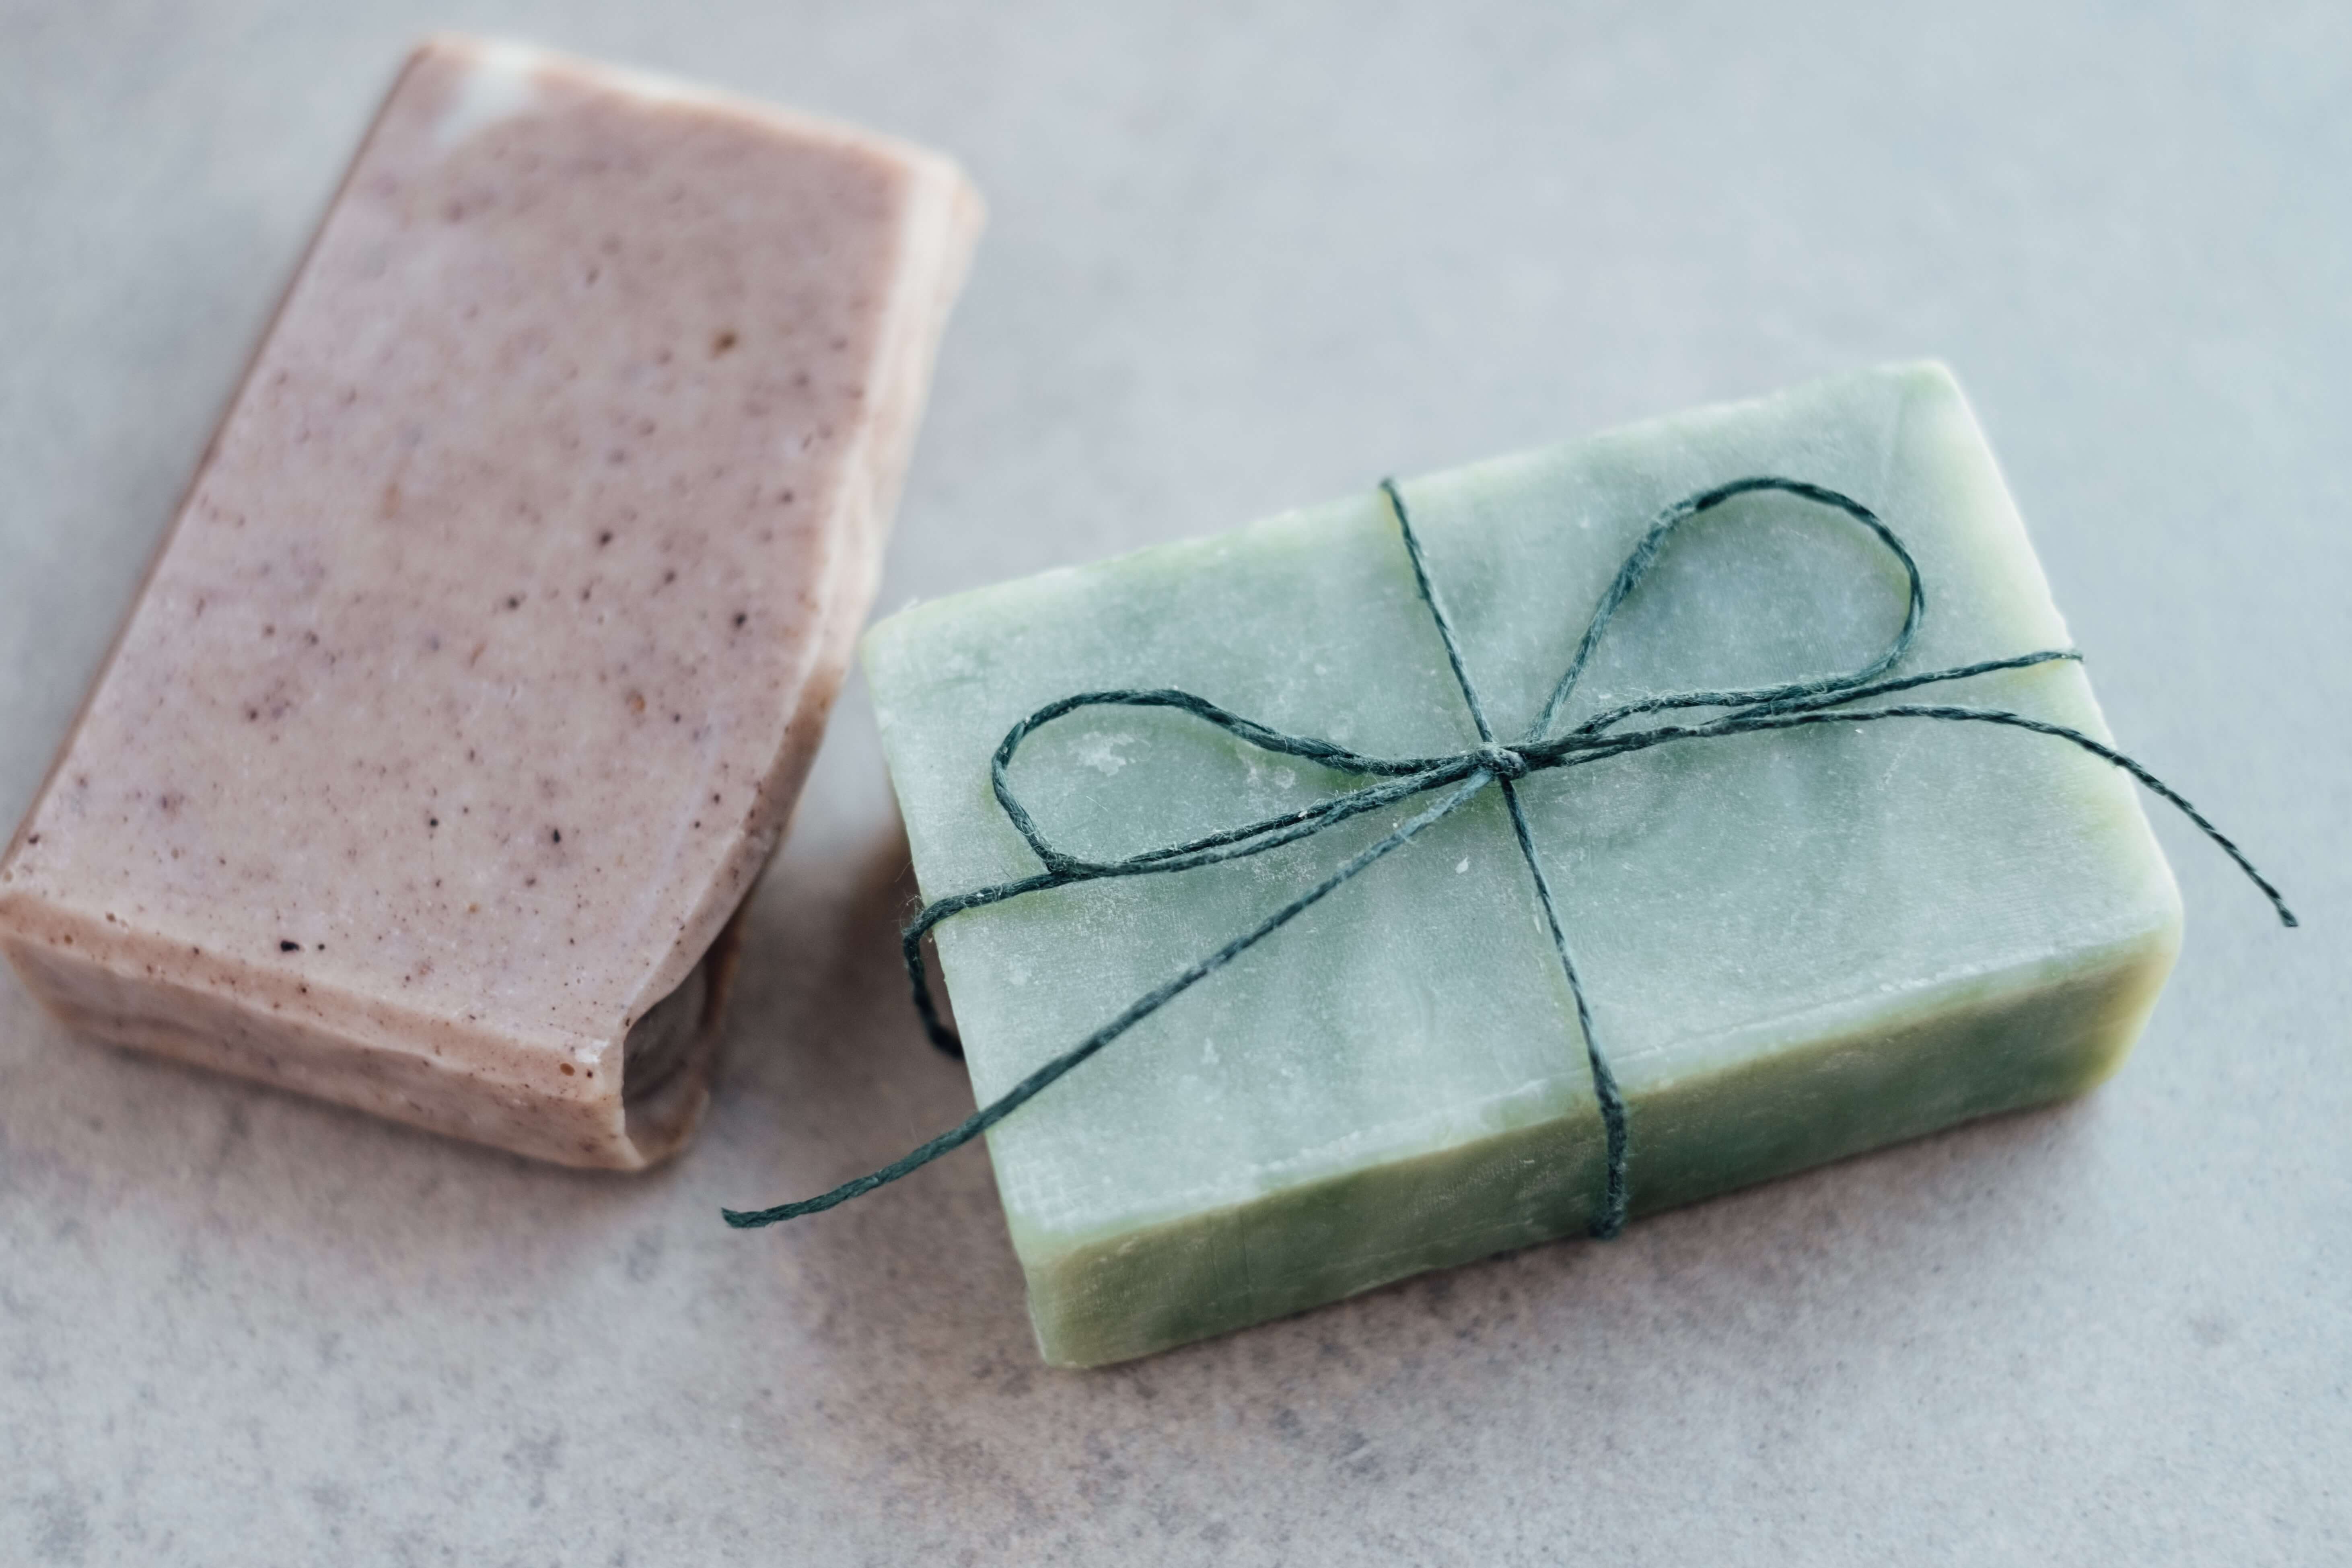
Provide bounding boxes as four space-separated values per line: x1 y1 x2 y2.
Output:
2 2 2346 1562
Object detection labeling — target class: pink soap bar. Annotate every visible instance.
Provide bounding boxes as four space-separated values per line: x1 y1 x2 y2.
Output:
0 37 982 1168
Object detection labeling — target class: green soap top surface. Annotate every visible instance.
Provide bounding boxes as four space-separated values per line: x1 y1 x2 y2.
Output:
863 362 2179 1260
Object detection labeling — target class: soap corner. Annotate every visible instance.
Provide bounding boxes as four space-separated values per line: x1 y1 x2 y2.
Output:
1875 355 1969 407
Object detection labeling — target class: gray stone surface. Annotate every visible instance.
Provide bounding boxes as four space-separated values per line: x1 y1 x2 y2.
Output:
2 2 2345 1562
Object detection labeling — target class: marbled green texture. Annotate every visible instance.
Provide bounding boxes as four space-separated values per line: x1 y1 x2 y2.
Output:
864 363 2181 1366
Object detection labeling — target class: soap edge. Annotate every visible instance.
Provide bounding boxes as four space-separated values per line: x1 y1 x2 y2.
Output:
1015 912 2184 1368
605 136 984 1149
997 900 2186 1267
858 360 1968 654
417 31 987 187
0 49 443 888
606 93 987 1035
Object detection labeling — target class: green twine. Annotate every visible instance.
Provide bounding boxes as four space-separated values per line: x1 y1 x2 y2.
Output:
724 477 2295 1235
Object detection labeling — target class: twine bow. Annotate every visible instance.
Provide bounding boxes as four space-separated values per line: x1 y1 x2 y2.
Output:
726 477 2293 1235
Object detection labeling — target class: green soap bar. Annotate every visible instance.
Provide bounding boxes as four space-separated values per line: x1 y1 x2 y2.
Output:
864 362 2181 1367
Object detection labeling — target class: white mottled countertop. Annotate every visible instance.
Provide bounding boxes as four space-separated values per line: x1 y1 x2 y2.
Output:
3 3 2346 1562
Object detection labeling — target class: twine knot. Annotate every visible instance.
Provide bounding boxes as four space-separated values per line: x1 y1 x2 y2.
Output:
1477 743 1531 781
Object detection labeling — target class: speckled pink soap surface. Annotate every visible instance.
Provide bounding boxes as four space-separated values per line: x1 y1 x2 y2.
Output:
0 37 982 1168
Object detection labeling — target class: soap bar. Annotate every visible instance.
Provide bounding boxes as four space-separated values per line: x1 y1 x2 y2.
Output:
0 37 981 1168
864 362 2183 1365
